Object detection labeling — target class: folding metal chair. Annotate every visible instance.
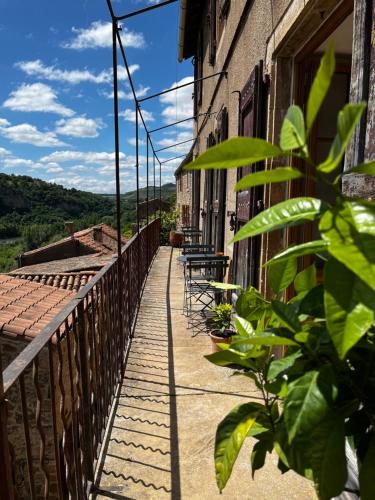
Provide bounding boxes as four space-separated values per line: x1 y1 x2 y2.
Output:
184 256 228 335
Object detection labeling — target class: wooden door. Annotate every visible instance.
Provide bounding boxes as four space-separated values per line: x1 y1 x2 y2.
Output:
233 62 267 289
212 107 228 251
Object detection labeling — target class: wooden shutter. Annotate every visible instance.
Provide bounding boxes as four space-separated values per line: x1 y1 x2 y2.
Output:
212 108 228 251
202 133 216 245
194 32 203 116
233 62 267 289
209 0 216 65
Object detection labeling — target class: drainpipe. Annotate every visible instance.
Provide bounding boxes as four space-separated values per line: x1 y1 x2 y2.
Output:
178 0 188 62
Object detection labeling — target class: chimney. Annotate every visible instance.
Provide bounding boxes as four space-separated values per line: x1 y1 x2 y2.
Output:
65 221 75 239
93 226 103 243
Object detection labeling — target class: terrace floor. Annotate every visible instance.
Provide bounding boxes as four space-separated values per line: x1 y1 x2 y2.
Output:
93 247 315 499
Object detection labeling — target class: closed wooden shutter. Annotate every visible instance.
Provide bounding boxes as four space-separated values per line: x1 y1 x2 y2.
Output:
209 0 216 65
212 107 228 251
233 62 267 289
202 133 216 245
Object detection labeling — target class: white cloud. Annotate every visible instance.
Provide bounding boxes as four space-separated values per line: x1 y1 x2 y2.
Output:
62 21 145 50
0 122 67 147
104 83 149 101
70 164 89 172
127 137 146 146
156 130 193 154
46 165 64 173
2 157 34 168
160 76 194 128
0 118 10 127
3 83 75 117
40 150 123 164
15 59 112 85
120 108 154 123
55 116 104 138
0 146 11 157
49 175 117 194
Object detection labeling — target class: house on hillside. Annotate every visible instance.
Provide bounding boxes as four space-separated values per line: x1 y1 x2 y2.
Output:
18 223 127 268
176 0 374 293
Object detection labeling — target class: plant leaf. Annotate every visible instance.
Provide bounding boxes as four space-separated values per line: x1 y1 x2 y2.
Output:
324 258 375 359
184 137 283 171
317 103 366 173
268 257 297 295
299 285 324 317
271 300 301 332
235 333 298 346
235 167 302 191
294 264 317 294
250 433 274 478
284 366 337 443
265 240 329 266
306 44 335 134
214 402 266 491
205 351 257 369
232 197 327 243
280 105 306 151
344 161 375 176
359 433 375 500
234 316 255 337
309 413 347 500
320 201 375 291
267 351 302 381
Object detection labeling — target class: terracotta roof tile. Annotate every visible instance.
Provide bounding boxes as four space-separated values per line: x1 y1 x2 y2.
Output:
0 275 75 342
9 271 97 291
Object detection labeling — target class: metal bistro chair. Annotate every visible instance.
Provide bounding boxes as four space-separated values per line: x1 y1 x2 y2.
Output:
184 255 228 335
181 243 215 255
181 227 202 244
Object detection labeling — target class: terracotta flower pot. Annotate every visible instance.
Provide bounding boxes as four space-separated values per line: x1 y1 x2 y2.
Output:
169 231 184 247
209 329 235 353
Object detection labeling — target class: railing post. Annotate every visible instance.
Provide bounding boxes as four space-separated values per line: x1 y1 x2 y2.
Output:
77 302 94 486
0 344 15 500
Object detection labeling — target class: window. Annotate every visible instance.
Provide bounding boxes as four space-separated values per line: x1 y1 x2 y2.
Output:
209 0 230 65
194 32 203 115
181 205 190 226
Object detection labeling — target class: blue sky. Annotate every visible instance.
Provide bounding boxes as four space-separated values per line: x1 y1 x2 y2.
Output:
0 0 193 193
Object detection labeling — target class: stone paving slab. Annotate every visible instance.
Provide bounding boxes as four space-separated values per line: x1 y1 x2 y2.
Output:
93 247 315 500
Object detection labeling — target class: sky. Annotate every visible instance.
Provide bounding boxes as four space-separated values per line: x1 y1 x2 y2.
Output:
0 0 194 193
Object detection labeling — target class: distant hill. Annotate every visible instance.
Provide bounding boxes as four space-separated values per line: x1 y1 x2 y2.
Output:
0 173 176 239
0 173 175 272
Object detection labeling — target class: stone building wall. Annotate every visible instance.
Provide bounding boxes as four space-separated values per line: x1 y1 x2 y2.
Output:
181 0 373 291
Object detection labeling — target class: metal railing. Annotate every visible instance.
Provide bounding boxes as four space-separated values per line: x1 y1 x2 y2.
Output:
0 218 161 500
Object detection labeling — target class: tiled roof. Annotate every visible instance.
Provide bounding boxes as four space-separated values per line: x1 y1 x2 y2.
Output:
0 275 75 341
20 224 127 262
13 254 113 275
9 271 96 291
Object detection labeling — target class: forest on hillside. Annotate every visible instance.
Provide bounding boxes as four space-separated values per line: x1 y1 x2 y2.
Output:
0 174 176 272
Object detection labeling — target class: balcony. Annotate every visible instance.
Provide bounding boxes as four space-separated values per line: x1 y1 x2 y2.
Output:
0 220 314 499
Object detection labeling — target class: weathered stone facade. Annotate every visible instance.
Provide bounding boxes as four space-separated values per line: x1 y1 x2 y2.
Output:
176 0 374 293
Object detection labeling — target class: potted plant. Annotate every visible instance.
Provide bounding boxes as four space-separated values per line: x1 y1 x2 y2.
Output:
209 303 234 352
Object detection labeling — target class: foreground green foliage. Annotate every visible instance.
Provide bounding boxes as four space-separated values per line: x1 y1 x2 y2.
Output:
186 46 375 499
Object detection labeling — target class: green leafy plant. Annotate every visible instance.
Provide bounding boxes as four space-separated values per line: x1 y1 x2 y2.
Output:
211 303 232 333
157 208 179 245
185 46 375 499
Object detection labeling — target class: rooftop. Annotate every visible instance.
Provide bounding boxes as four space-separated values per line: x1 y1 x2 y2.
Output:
0 274 74 342
8 271 96 291
19 223 127 267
